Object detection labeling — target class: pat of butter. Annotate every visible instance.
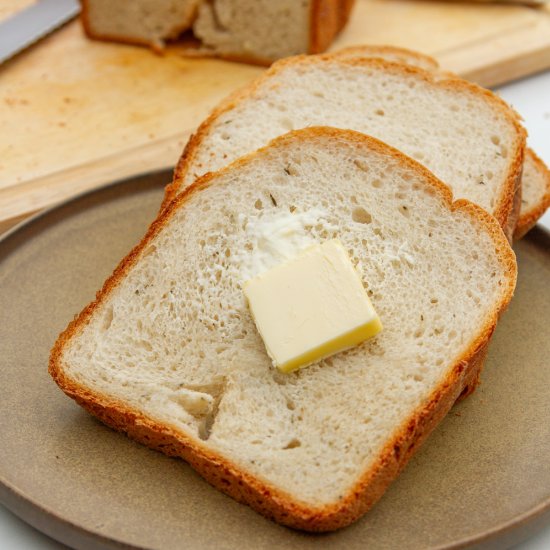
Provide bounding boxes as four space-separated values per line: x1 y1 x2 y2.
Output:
243 239 382 373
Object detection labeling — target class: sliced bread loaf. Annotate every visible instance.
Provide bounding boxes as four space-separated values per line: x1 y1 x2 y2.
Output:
329 45 550 240
81 0 355 63
50 127 516 531
167 55 526 235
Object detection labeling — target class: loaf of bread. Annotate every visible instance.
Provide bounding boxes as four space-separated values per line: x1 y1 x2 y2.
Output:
329 45 550 240
81 0 355 63
166 55 526 238
50 127 516 531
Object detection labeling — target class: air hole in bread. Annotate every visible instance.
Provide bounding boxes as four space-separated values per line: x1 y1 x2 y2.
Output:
353 159 369 173
375 109 385 116
254 199 263 210
351 207 372 225
280 117 294 131
491 135 501 146
283 438 301 450
486 171 494 181
101 306 114 332
398 205 410 218
142 245 156 258
430 298 439 304
138 340 153 352
286 398 296 411
371 179 382 188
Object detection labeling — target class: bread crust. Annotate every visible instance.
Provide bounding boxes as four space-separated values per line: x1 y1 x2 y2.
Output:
167 55 526 232
514 148 550 241
309 0 356 54
329 44 440 71
50 127 516 532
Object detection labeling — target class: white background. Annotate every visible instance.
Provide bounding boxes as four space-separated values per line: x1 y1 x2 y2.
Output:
1 69 549 550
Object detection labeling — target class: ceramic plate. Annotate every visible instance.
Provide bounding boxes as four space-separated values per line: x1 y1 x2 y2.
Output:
1 172 549 549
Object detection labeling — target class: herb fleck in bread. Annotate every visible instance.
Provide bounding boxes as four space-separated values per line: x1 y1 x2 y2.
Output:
81 0 355 63
167 55 526 236
50 128 516 531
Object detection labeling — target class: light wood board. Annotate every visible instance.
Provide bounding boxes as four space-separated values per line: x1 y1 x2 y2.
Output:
1 0 550 231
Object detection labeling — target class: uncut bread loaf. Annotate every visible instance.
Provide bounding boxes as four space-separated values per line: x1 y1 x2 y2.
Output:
50 128 516 531
329 45 550 240
81 0 354 63
166 55 526 238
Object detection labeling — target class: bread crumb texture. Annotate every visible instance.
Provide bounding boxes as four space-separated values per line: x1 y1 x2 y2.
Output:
176 57 524 228
56 129 514 511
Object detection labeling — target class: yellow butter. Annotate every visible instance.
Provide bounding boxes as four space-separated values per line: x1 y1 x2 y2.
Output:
243 239 382 373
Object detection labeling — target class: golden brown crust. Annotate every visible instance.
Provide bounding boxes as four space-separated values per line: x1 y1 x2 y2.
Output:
330 44 440 71
514 148 550 241
504 162 523 243
50 127 517 532
309 0 356 54
167 55 526 232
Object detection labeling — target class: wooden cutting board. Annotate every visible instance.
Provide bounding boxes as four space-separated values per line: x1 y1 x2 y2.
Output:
1 0 550 232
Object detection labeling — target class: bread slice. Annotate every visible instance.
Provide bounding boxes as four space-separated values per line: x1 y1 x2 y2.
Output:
515 149 550 240
50 127 516 531
167 55 525 236
81 0 355 63
329 45 550 240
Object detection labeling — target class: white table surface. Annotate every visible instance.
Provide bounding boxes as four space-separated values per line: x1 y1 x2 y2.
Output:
1 67 549 550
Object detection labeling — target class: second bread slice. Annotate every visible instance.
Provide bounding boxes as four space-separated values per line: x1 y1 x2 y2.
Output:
167 55 526 236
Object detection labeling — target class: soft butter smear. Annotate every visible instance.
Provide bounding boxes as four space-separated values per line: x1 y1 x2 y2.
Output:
235 208 334 281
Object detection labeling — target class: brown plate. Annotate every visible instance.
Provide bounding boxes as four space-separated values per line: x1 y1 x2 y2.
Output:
1 171 549 550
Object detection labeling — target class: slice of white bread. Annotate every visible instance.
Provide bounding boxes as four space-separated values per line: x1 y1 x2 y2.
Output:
50 128 516 531
516 149 550 240
166 55 526 238
81 0 355 63
330 45 550 240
